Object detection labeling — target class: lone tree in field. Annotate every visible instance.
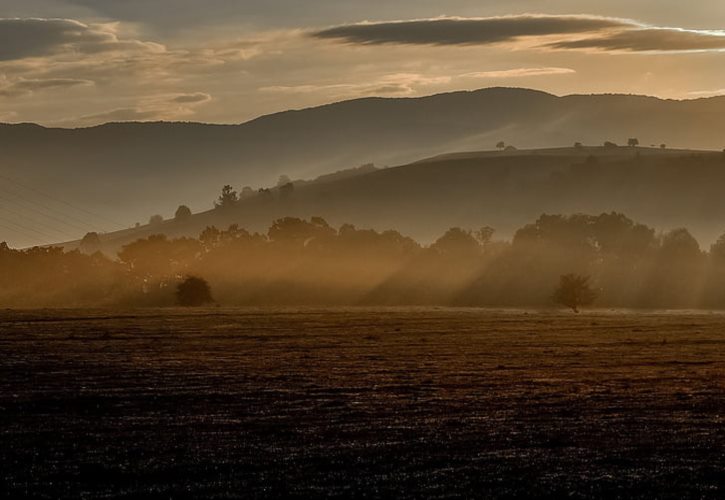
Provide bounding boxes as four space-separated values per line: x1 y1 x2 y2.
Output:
176 276 213 307
628 138 640 148
496 141 506 150
553 274 598 313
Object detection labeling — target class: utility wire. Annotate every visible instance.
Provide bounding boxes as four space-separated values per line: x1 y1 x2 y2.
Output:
0 184 103 233
0 171 127 229
0 202 79 241
0 215 58 243
0 192 96 235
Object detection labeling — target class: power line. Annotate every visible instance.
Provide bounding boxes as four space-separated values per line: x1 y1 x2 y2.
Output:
0 184 103 233
0 192 96 235
0 215 58 244
0 171 127 229
0 202 79 241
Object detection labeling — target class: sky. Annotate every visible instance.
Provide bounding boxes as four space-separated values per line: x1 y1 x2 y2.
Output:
2 0 725 127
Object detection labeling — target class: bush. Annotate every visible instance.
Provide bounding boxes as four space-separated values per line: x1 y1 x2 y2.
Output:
176 276 213 306
175 205 192 221
553 274 598 313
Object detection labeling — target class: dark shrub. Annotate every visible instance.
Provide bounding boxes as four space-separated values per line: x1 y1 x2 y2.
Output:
176 276 213 307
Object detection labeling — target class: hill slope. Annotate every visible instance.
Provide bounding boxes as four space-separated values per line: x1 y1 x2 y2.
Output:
71 146 725 253
4 87 725 247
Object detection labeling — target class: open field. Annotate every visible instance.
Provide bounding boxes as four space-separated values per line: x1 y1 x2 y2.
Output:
1 308 724 498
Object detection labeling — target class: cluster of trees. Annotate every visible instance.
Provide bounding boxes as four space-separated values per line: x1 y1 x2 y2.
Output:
3 212 725 309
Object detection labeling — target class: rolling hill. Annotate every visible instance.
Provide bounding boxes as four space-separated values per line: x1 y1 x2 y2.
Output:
66 146 725 253
4 87 725 247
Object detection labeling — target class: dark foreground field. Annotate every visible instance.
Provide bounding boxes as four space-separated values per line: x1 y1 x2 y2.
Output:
1 309 724 499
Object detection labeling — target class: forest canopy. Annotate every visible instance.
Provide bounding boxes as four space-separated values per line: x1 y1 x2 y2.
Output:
1 213 724 309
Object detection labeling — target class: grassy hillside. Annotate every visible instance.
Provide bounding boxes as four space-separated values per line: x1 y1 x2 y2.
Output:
67 146 725 253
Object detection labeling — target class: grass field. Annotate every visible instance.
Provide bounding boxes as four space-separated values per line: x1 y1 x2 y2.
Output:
1 308 724 498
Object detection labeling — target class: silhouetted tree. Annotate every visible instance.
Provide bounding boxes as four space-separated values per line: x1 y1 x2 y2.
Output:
475 226 495 246
496 141 506 150
553 274 598 313
176 276 213 306
175 205 192 221
200 226 222 248
215 185 238 209
149 214 163 226
80 232 101 254
431 228 480 258
628 138 640 147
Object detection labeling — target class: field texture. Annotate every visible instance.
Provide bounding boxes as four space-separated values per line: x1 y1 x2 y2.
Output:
1 308 724 498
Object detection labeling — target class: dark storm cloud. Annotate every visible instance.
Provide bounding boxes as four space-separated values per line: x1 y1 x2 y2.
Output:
313 14 725 53
313 15 634 46
0 18 107 60
0 18 161 61
548 28 725 52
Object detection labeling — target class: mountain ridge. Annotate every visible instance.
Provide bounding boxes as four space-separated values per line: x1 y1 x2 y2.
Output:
3 87 725 248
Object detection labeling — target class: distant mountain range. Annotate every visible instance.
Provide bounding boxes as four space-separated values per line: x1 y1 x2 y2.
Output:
3 87 725 247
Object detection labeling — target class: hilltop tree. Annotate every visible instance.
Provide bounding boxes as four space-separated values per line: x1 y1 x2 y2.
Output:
496 141 506 150
553 274 598 313
240 186 255 199
628 138 640 147
175 205 192 221
80 232 101 254
176 276 213 307
215 185 238 209
149 214 164 226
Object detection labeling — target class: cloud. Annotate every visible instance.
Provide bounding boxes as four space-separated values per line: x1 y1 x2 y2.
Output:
463 67 576 79
171 92 212 104
261 83 416 97
71 107 166 125
313 15 633 46
0 110 18 122
313 14 725 53
687 88 725 98
260 73 451 99
0 18 163 61
61 91 214 126
0 77 93 97
548 27 725 52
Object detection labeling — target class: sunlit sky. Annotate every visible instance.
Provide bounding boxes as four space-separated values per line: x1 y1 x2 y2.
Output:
2 0 725 127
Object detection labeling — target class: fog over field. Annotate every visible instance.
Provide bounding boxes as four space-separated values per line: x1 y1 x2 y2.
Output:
3 1 725 498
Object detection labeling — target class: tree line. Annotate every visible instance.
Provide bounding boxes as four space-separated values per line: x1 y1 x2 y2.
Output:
2 212 725 309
